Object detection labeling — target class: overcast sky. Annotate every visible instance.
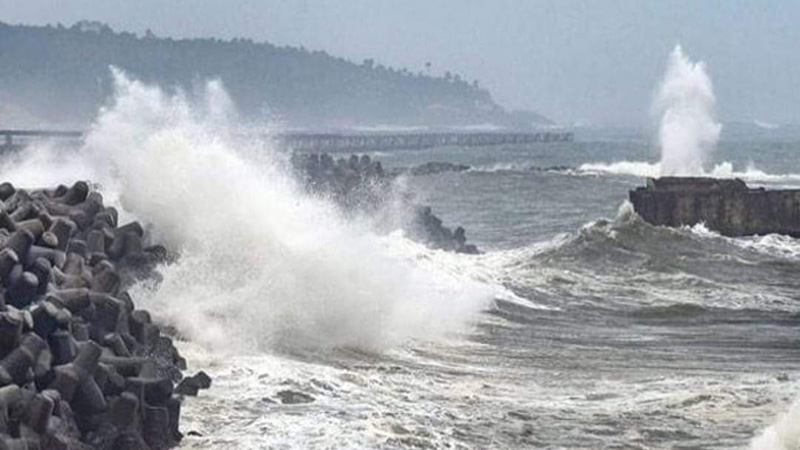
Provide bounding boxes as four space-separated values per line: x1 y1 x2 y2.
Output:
2 0 799 126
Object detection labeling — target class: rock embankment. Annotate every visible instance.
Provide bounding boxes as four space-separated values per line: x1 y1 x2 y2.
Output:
0 180 193 450
408 207 478 254
291 153 389 212
291 153 479 254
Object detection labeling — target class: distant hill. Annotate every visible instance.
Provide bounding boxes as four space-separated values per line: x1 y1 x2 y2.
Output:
0 21 553 129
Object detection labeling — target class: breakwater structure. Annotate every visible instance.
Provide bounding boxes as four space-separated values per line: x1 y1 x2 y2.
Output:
0 180 208 449
291 153 480 254
629 177 800 237
0 129 573 153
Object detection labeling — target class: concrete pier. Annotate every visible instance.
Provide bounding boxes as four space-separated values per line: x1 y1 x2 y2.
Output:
630 177 800 237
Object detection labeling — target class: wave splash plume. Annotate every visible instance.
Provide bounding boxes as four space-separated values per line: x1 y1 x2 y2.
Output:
750 400 800 450
0 70 495 354
654 45 722 176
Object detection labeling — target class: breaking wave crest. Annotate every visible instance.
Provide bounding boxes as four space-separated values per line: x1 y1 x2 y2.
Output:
0 70 497 354
461 163 578 175
578 161 661 178
489 201 800 314
578 160 800 184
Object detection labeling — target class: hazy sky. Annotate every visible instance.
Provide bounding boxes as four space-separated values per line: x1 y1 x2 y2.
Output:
3 0 799 126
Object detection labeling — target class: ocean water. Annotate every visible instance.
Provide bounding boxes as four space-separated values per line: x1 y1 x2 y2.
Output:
1 75 799 449
271 133 800 450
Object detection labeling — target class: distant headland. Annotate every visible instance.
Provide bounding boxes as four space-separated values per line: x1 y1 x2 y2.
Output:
0 21 554 129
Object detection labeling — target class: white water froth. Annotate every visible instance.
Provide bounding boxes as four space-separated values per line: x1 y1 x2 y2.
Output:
682 222 800 267
579 161 662 178
0 71 496 353
750 398 800 450
467 163 574 174
655 45 722 176
469 162 529 173
578 160 800 185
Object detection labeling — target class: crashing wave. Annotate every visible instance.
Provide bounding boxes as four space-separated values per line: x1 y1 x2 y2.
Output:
0 70 497 354
750 399 800 450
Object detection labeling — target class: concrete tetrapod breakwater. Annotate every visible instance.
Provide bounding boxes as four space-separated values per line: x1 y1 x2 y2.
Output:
291 153 480 254
0 180 204 450
629 177 800 237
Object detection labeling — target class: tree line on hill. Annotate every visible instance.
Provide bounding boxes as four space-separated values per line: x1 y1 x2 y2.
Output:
0 20 552 129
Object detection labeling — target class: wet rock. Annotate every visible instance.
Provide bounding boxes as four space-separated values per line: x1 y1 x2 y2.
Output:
0 183 15 202
276 389 315 405
0 312 24 357
175 371 212 397
409 207 480 254
174 378 199 397
191 371 211 389
390 424 411 435
143 404 174 450
0 333 47 385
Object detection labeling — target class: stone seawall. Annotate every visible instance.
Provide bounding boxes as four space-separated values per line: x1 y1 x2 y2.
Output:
629 177 800 237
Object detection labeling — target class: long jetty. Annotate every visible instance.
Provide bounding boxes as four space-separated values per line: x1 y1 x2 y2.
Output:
1 129 83 148
1 129 573 152
277 130 573 151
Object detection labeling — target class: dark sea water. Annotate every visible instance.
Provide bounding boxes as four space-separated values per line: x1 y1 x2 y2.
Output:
174 126 800 450
4 89 796 448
